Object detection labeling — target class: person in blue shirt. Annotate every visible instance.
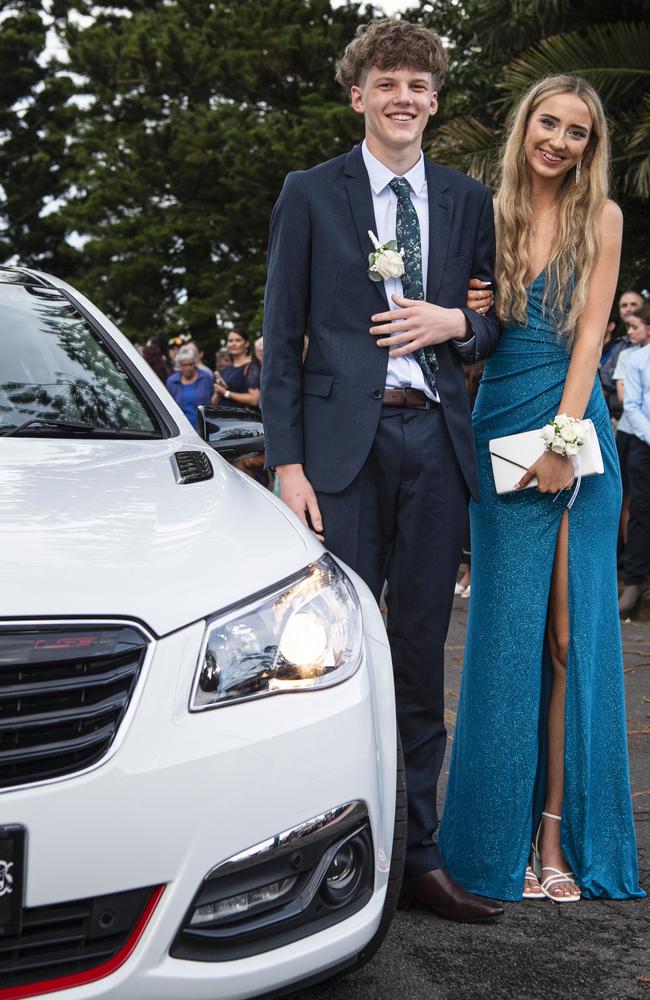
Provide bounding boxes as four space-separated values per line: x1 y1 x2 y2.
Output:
618 305 650 615
612 305 650 549
600 289 645 417
166 345 214 430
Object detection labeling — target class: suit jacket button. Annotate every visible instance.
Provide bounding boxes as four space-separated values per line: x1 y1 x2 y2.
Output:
371 389 383 400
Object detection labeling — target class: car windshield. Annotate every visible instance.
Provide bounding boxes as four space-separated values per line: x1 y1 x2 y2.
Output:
0 280 159 435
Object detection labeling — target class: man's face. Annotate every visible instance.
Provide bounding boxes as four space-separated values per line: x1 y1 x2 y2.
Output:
351 66 437 160
619 292 643 321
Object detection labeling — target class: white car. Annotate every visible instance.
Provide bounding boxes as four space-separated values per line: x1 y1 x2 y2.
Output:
0 266 404 1000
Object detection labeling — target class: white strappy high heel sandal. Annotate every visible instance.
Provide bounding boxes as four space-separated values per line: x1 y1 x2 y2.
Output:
532 811 581 904
522 863 544 899
523 821 544 898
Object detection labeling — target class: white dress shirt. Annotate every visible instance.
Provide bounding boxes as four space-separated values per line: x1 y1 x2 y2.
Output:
362 140 437 400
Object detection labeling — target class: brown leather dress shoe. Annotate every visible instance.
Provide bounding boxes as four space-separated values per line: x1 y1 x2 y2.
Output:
400 868 504 922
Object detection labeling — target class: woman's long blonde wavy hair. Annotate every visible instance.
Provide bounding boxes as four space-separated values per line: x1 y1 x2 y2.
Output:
495 75 611 341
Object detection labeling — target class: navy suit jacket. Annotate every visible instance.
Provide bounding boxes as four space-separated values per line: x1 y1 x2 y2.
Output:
261 144 500 498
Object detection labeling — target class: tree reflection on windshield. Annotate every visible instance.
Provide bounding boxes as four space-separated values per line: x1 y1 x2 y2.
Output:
0 284 157 433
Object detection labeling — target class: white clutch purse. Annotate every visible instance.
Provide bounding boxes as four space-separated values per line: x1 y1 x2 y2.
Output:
489 419 604 495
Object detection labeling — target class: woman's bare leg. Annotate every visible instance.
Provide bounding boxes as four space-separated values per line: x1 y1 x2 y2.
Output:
540 509 580 898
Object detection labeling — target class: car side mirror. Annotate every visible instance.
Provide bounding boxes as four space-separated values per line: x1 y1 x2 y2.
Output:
197 405 265 460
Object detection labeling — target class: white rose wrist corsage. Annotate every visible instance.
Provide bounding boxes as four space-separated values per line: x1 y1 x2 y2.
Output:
540 413 586 457
367 230 405 282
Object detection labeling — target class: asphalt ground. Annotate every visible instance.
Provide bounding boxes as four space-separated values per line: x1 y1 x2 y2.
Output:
293 597 650 1000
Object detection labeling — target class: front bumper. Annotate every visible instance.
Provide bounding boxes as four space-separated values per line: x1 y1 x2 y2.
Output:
1 585 395 999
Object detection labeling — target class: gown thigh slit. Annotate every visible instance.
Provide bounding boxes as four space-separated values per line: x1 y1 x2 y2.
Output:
438 273 644 901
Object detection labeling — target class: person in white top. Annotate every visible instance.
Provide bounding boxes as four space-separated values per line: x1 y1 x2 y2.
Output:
617 302 650 615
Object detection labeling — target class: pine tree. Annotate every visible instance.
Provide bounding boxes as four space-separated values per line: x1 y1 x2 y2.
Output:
0 0 78 275
50 0 371 346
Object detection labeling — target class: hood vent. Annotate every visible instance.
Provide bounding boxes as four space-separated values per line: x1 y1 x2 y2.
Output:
172 451 214 484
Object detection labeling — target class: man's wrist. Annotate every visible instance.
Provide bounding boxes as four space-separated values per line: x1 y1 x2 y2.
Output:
276 463 304 478
451 308 472 342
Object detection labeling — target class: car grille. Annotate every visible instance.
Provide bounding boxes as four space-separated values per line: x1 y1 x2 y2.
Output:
0 624 148 789
0 885 163 994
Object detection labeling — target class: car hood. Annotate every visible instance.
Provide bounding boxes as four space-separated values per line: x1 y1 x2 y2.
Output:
1 438 314 635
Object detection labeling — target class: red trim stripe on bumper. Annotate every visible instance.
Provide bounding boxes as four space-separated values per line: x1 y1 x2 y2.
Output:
0 884 165 1000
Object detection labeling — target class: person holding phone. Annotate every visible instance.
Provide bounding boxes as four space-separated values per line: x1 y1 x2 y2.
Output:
212 330 261 411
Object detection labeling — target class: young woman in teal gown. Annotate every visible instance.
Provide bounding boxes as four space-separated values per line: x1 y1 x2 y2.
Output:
439 76 644 902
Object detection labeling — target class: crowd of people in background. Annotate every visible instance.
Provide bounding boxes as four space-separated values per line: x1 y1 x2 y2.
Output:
605 290 650 616
576 285 650 617
136 329 262 431
136 325 269 485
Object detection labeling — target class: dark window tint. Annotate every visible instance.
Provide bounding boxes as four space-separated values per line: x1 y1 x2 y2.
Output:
0 283 158 434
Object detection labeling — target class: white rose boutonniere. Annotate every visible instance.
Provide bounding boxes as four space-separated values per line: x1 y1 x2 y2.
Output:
367 230 405 282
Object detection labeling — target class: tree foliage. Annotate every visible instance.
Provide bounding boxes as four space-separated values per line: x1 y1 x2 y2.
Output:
2 0 374 344
0 0 78 273
1 0 648 348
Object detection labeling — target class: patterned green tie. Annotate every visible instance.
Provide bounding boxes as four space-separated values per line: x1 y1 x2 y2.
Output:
389 176 438 395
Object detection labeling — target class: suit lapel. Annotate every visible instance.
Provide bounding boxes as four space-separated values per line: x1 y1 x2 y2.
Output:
344 146 389 310
424 158 452 304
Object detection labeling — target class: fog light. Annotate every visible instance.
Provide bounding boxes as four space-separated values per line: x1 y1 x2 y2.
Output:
190 876 297 927
320 840 364 906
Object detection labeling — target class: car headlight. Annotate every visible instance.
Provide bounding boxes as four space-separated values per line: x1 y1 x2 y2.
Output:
190 554 363 710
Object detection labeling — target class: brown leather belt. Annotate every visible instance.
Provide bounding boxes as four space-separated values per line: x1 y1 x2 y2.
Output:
382 387 438 409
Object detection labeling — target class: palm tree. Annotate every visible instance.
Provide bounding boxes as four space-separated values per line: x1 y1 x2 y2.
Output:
429 12 650 197
420 1 650 287
501 21 650 197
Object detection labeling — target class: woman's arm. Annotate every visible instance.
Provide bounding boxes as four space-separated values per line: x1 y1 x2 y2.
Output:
212 372 261 408
517 200 623 493
223 387 261 407
556 200 623 420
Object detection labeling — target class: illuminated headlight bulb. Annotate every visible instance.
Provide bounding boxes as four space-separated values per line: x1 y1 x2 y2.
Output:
278 612 328 672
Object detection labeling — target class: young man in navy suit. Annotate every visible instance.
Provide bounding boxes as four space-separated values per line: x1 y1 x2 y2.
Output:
262 19 501 921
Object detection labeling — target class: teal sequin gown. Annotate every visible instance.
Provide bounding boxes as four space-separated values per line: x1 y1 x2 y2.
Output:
438 273 644 901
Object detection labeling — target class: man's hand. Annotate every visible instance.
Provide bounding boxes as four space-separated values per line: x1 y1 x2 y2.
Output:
276 464 324 541
370 295 470 356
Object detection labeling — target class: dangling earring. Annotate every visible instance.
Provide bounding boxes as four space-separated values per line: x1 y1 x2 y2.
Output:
521 147 526 165
576 157 582 184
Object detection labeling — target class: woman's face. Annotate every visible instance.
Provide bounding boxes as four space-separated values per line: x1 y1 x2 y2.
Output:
227 332 248 357
524 93 592 184
626 316 650 345
179 358 197 378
